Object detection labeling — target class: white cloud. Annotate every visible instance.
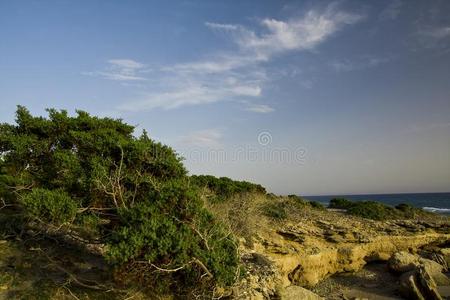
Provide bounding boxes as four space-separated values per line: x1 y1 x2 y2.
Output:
84 59 147 81
108 59 145 69
180 129 223 148
205 22 239 31
379 0 403 21
330 56 390 72
419 27 450 40
89 3 363 111
245 104 274 113
213 4 364 60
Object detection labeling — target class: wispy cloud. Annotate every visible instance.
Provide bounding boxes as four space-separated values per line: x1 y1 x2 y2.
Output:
330 55 390 72
419 26 450 40
83 59 147 81
206 3 363 60
245 104 274 113
379 0 403 21
180 129 223 148
87 3 363 111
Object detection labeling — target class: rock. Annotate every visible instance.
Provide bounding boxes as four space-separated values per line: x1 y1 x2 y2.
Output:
398 266 443 300
440 248 450 266
388 251 419 273
416 265 442 300
431 272 450 286
398 271 426 300
279 286 324 300
420 258 444 275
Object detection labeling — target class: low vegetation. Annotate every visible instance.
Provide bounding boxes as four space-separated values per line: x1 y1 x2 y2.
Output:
329 198 432 220
191 174 266 202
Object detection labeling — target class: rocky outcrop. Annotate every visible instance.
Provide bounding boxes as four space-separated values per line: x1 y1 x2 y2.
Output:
285 233 450 287
388 251 449 299
279 286 323 300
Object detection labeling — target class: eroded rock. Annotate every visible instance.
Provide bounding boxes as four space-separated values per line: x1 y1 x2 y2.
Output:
279 285 324 300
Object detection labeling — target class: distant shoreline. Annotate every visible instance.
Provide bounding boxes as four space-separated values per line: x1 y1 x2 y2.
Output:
304 192 450 214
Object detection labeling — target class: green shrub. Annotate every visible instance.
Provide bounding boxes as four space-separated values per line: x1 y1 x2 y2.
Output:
191 175 266 201
0 106 239 293
329 198 354 209
263 202 287 220
308 201 325 210
347 201 397 221
106 179 239 286
21 188 78 224
395 203 431 218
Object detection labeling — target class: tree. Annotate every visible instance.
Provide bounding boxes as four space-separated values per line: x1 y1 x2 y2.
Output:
0 106 239 294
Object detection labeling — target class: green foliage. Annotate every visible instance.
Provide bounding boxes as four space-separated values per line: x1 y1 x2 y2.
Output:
21 188 78 224
308 200 325 210
395 203 431 219
346 201 397 221
287 195 324 210
263 202 287 220
106 179 238 286
0 106 239 293
191 174 266 201
329 198 354 209
328 198 432 220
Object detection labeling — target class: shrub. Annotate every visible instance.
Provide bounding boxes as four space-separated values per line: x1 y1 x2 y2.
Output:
191 175 266 201
263 202 287 220
329 198 354 209
308 201 325 210
395 203 431 219
346 201 397 220
21 188 78 224
0 106 239 293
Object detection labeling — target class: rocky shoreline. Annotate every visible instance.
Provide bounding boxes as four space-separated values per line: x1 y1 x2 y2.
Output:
217 195 450 299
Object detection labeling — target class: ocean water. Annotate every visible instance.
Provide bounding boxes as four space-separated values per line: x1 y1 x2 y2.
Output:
304 192 450 215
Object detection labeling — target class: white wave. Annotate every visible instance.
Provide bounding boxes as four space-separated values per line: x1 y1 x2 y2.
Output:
423 206 450 213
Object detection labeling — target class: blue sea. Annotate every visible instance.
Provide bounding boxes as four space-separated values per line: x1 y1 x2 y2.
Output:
304 192 450 215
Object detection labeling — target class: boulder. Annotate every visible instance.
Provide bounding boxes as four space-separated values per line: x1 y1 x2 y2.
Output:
416 265 443 300
440 248 450 266
420 258 444 275
388 251 420 273
399 271 425 300
279 285 324 300
398 267 443 300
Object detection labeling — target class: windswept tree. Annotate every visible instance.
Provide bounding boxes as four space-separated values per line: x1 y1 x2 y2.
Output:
0 106 239 294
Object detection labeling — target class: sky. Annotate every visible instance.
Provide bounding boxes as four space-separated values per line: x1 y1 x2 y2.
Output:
0 0 449 195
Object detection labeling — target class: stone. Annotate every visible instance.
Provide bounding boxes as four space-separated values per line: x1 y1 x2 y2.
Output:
398 271 426 300
416 265 442 300
279 285 324 300
440 248 450 266
388 251 420 273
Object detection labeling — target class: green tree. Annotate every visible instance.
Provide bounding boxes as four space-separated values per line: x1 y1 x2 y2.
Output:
0 106 239 293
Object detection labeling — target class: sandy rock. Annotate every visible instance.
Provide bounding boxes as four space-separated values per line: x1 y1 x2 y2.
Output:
440 248 450 266
387 251 419 273
431 272 450 286
420 257 444 274
398 271 426 300
416 265 442 300
279 285 324 300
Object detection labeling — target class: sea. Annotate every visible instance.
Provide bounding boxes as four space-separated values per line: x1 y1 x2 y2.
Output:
304 192 450 215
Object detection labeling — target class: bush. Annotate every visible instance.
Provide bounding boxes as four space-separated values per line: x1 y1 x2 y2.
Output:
21 188 78 224
0 106 239 294
395 203 431 219
263 202 287 220
329 198 354 209
288 195 324 210
191 175 266 201
346 201 397 221
308 201 325 210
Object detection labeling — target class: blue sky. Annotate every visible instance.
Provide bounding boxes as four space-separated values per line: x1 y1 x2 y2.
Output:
1 0 449 195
